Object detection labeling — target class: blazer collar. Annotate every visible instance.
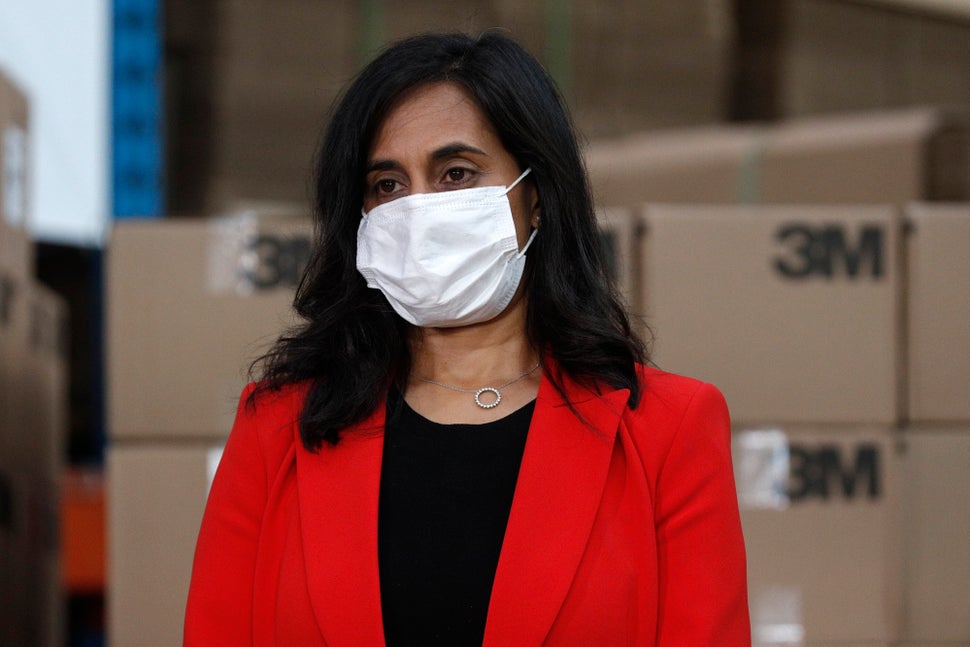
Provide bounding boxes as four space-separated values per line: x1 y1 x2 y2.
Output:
483 368 629 647
296 363 630 647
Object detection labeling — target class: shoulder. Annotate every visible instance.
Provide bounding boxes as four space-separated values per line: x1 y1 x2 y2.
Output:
243 380 309 418
621 364 731 453
635 364 728 419
230 380 309 459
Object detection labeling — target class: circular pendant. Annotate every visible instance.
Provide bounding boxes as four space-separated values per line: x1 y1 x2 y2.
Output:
474 387 502 409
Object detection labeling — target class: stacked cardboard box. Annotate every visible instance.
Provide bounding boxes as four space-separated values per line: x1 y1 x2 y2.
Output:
0 68 31 279
168 0 733 211
639 204 903 644
0 242 30 647
633 200 970 644
0 68 67 647
899 203 970 643
0 282 67 647
586 108 970 211
780 0 970 118
107 210 312 646
488 0 734 137
583 110 970 645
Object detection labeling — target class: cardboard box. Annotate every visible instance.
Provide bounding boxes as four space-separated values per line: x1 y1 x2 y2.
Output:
587 125 758 207
781 0 970 119
24 284 66 647
561 0 734 137
900 428 970 643
641 205 899 425
733 426 902 645
905 204 970 423
19 283 68 474
204 0 356 208
587 108 970 210
108 442 224 647
0 217 29 280
107 211 311 440
0 69 31 278
0 270 29 505
175 1 732 210
596 207 641 317
0 279 65 647
755 110 963 204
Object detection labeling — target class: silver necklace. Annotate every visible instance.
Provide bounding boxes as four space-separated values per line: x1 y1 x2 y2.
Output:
415 361 541 409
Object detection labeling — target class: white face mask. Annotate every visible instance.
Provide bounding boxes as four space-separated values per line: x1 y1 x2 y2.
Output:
356 168 537 328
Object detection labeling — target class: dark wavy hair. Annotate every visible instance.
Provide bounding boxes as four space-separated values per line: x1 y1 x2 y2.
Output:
253 31 647 449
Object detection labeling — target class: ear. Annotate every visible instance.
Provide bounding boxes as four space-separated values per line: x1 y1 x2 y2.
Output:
529 190 541 229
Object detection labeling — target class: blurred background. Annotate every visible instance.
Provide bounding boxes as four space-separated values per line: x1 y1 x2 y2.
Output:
1 0 969 645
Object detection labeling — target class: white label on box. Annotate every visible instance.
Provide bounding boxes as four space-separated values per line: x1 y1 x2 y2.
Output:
206 446 225 496
205 211 310 295
2 126 27 226
206 212 259 296
752 586 805 645
733 429 790 510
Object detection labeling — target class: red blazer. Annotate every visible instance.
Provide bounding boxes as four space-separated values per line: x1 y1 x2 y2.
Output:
184 364 749 646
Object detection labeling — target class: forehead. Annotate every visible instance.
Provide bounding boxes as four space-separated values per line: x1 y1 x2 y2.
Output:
368 82 502 161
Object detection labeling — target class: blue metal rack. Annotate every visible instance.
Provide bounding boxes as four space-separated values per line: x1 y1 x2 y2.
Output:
111 0 162 219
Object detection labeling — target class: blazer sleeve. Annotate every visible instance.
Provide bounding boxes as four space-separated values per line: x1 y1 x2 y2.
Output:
184 385 266 646
653 382 751 646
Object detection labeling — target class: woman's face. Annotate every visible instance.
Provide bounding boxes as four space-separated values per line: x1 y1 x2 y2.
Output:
363 82 539 249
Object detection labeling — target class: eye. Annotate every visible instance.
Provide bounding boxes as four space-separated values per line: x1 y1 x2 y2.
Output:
441 165 478 188
377 178 399 194
446 167 467 183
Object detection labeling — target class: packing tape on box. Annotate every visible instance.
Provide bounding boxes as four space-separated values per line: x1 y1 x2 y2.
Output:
737 130 767 205
2 126 27 226
733 428 790 510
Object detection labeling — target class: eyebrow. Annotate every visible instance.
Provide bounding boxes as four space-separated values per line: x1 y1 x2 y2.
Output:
365 142 488 173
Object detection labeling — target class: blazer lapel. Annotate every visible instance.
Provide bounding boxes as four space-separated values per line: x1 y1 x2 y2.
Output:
297 405 387 647
483 370 630 647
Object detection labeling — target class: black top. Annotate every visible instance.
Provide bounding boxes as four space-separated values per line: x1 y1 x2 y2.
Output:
378 389 534 647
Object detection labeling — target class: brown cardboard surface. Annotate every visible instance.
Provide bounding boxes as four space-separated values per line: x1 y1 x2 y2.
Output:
0 270 29 473
733 425 902 644
642 205 899 425
26 283 66 647
900 428 970 643
107 212 311 439
0 70 31 277
187 1 732 210
587 125 756 207
564 0 733 137
186 0 353 208
108 442 224 647
587 108 967 211
905 204 970 423
0 215 30 279
758 110 940 204
596 207 641 318
781 0 970 118
0 279 64 647
19 283 68 476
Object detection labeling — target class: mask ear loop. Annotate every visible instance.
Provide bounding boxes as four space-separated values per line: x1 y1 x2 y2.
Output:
503 167 532 194
504 168 537 256
516 227 539 256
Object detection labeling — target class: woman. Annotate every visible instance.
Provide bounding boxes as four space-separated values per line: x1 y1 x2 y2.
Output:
185 32 749 646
